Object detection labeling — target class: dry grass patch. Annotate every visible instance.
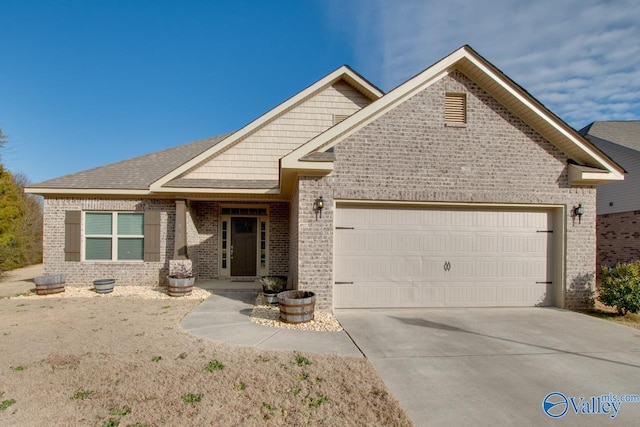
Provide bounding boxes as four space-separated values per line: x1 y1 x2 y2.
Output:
0 297 412 426
578 300 640 329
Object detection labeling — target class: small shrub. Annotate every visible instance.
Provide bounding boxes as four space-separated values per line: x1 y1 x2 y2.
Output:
599 262 640 315
295 373 309 381
11 366 24 371
151 356 162 362
205 359 224 372
233 382 246 391
182 393 202 404
176 352 188 360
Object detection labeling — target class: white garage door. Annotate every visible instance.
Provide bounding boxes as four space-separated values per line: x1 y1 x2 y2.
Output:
334 205 554 308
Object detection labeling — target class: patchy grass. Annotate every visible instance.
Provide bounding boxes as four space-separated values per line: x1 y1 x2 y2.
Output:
204 359 224 372
182 393 202 404
0 297 412 426
71 389 94 400
1 399 16 411
578 301 640 329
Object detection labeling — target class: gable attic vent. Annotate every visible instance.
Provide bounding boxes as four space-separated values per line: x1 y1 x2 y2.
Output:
333 114 349 125
445 93 466 123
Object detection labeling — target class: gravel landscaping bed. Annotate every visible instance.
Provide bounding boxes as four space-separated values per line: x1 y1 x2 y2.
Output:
10 285 212 300
250 293 343 332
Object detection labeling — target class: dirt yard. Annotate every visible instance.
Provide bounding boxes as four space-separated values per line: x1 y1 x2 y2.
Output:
0 291 412 426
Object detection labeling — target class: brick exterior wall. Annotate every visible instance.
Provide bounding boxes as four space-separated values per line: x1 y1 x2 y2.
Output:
269 202 290 276
187 201 220 279
597 210 640 267
43 198 289 285
294 71 597 310
289 182 300 289
43 197 174 285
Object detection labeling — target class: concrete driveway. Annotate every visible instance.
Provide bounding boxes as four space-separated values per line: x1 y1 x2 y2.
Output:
336 308 640 426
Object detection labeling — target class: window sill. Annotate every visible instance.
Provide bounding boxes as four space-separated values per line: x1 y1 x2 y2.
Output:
445 122 467 128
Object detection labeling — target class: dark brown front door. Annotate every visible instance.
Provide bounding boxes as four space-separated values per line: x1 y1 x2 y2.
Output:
231 217 257 276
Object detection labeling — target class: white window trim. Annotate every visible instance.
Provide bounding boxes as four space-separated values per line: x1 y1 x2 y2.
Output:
83 211 145 262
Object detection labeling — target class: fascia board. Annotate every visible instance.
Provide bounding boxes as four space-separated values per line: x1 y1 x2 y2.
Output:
24 188 152 196
150 67 382 191
151 187 281 195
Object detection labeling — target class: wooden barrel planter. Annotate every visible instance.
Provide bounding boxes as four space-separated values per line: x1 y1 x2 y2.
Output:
94 279 116 294
278 291 316 324
34 274 66 295
167 277 195 297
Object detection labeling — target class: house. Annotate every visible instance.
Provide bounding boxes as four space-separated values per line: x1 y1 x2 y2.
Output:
27 46 624 310
579 121 640 267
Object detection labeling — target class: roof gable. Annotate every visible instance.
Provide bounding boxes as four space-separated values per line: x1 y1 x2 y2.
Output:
282 45 624 186
149 66 383 193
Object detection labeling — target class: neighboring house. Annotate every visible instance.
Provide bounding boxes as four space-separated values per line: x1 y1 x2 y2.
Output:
580 121 640 267
27 46 624 310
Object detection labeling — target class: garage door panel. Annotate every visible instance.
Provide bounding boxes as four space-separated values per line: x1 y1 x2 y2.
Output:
335 205 554 308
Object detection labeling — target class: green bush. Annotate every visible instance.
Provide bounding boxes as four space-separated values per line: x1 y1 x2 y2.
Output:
599 261 640 315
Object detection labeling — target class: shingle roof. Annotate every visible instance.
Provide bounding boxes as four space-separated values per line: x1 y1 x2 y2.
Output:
32 133 232 189
579 121 640 152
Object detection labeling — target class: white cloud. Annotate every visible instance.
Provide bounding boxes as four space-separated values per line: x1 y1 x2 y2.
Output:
325 0 640 128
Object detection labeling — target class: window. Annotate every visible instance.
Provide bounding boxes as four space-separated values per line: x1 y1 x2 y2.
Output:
445 93 466 123
221 220 228 269
85 212 144 261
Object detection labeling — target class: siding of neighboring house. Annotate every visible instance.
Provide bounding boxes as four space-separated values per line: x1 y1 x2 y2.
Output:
597 211 640 266
592 140 640 215
585 132 640 268
181 81 372 181
294 71 597 310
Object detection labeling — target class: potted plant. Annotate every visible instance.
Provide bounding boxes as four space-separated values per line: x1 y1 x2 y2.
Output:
167 261 195 297
260 276 287 305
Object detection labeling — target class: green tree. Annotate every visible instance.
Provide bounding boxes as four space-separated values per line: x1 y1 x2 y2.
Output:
0 165 25 272
0 127 43 273
0 127 6 153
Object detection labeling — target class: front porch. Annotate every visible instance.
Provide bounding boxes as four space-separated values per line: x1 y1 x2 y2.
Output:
194 277 262 292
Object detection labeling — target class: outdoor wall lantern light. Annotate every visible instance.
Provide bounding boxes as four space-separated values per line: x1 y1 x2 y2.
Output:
573 203 584 224
313 196 324 219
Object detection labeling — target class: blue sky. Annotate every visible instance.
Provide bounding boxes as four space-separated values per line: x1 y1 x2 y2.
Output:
1 0 638 184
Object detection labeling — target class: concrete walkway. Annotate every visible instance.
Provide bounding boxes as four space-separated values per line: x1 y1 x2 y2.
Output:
0 264 42 298
180 290 363 357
